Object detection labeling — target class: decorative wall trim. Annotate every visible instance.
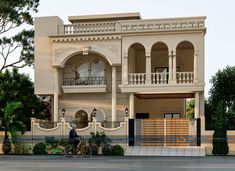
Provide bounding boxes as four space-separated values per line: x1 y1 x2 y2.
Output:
51 35 121 42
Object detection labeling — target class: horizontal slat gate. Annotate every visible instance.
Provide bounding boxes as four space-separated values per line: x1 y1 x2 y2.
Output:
141 119 164 146
166 119 189 146
141 118 189 146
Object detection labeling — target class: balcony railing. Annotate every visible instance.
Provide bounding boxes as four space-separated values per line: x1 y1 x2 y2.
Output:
59 22 117 35
151 73 168 84
176 72 194 84
63 77 107 86
128 72 194 85
57 17 205 35
128 73 146 85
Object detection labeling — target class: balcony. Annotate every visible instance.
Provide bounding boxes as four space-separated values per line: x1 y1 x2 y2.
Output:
120 72 203 93
62 77 107 93
128 72 193 85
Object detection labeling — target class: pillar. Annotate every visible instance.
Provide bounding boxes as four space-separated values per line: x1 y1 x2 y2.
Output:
194 50 198 83
129 93 134 119
123 54 128 85
172 50 177 82
53 67 59 122
195 92 200 118
145 52 151 84
168 51 173 82
112 66 117 122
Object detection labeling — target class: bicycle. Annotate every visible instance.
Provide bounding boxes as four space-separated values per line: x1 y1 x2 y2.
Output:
64 138 92 158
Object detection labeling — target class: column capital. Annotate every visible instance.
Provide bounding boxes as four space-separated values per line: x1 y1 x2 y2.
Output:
172 50 176 57
194 49 199 56
168 51 172 57
146 51 151 57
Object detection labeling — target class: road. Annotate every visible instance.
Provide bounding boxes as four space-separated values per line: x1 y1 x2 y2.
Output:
0 155 235 171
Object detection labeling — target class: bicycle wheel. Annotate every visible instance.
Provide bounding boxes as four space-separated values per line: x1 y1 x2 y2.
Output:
81 145 92 157
64 145 75 158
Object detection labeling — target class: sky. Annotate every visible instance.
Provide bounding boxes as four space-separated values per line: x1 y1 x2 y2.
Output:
22 0 235 97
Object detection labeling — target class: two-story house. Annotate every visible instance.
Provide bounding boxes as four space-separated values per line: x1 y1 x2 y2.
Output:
35 13 206 149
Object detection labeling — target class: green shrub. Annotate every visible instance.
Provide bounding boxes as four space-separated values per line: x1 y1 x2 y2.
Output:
33 142 47 155
102 144 112 155
45 136 59 148
112 145 124 156
2 142 12 155
89 143 99 155
58 138 69 147
48 147 64 154
89 132 112 148
14 143 32 154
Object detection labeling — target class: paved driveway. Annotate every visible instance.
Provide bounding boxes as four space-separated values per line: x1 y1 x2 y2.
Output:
0 155 235 171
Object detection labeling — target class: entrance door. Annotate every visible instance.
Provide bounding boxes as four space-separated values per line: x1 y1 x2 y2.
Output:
136 113 149 119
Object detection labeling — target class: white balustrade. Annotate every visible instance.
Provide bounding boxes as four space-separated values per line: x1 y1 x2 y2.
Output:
151 72 168 84
128 73 146 85
128 72 194 85
61 22 117 34
176 72 194 84
57 17 205 35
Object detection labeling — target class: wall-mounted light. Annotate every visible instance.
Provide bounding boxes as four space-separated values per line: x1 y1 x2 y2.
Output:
125 107 128 117
93 108 97 117
31 109 35 116
62 108 66 118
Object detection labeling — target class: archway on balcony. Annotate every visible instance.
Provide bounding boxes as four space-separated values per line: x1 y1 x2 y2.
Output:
176 41 194 83
128 43 146 84
63 52 110 86
151 42 169 84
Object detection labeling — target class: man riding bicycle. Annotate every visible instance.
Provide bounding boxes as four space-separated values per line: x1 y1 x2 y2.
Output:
69 124 80 148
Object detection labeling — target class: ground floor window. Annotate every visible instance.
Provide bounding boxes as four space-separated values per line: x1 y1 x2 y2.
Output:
164 113 181 118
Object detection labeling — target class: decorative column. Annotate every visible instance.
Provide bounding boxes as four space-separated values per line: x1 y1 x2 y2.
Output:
145 52 151 84
195 92 200 118
172 50 177 83
123 54 128 85
53 67 59 122
168 51 173 82
111 66 117 122
129 93 134 119
194 50 198 83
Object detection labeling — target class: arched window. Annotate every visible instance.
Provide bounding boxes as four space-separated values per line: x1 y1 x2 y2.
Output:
74 110 88 128
91 60 105 77
76 63 88 78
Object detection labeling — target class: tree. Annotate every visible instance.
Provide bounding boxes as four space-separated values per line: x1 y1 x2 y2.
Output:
186 99 195 119
0 102 26 154
0 0 39 71
206 66 235 129
212 101 229 155
0 68 48 130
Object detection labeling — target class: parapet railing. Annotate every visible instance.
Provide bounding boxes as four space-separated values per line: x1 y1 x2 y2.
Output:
57 17 206 35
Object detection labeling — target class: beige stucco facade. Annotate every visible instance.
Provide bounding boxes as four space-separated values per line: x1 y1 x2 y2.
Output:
35 13 206 124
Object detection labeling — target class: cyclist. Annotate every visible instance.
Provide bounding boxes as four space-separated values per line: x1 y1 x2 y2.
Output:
69 124 80 148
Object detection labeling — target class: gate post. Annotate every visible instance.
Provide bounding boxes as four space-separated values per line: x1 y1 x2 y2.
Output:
128 119 134 146
196 118 201 146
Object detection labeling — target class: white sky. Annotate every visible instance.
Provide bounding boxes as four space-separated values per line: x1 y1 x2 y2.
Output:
22 0 235 98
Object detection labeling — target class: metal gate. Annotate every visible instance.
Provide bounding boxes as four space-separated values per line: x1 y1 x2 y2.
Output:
137 118 194 146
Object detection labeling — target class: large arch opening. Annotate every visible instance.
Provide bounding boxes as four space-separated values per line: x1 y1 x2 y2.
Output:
176 41 194 83
151 42 169 84
63 52 110 86
128 43 146 84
